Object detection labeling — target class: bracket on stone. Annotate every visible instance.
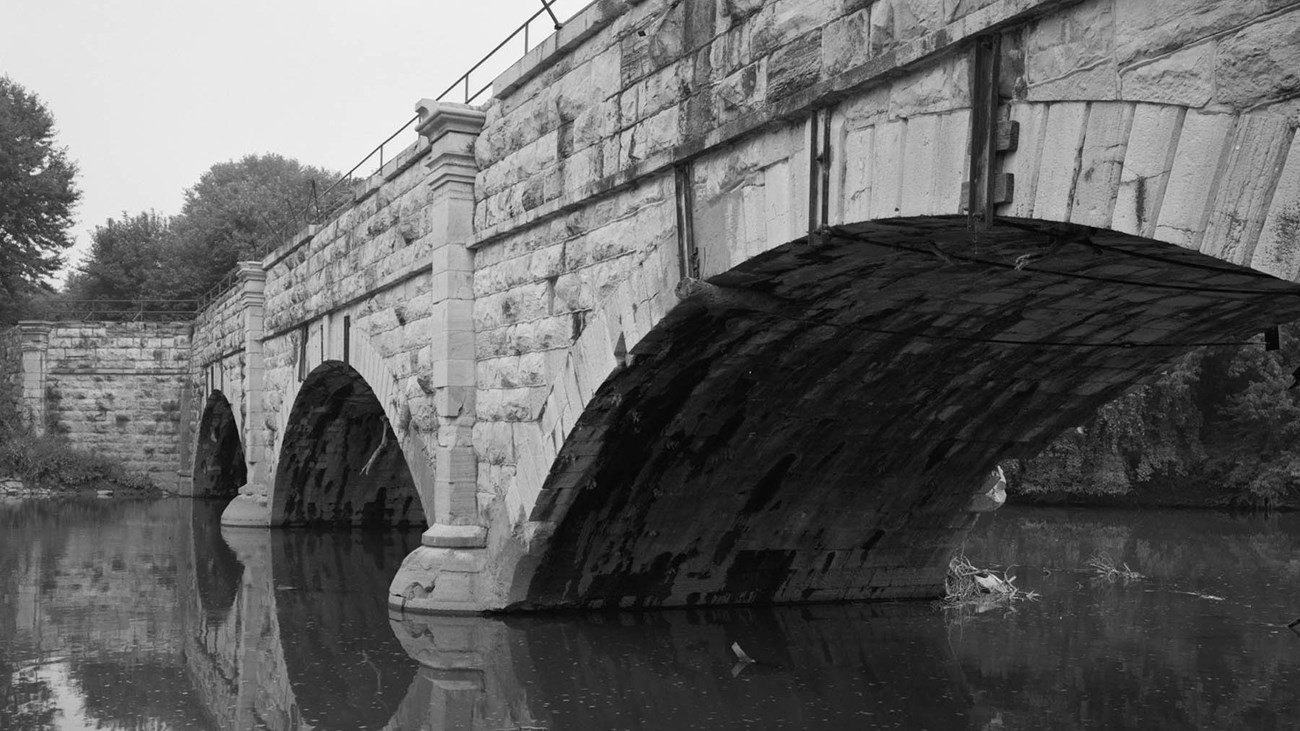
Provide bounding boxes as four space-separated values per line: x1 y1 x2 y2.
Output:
963 34 1018 227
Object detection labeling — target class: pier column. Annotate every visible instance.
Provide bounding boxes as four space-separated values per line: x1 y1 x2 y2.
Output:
16 321 53 435
221 262 271 527
390 101 491 612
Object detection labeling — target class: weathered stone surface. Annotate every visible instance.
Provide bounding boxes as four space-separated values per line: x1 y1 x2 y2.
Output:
1025 0 1115 98
1155 111 1235 250
752 0 840 58
1199 115 1293 265
1252 135 1300 280
1215 10 1300 111
1114 0 1280 66
821 7 871 77
1070 102 1133 227
1111 104 1184 238
1119 41 1215 107
767 28 825 103
888 53 971 117
1032 102 1088 221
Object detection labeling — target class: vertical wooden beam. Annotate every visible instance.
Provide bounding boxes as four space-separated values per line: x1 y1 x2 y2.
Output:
968 34 1001 230
297 324 308 381
674 163 699 279
807 108 834 237
820 108 832 230
808 111 820 236
343 315 351 365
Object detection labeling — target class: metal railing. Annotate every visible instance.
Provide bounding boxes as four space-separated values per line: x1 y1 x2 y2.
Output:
196 269 241 310
196 0 570 313
439 0 565 105
41 299 199 322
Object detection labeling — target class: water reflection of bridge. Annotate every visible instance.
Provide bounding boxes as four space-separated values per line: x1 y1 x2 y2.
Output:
181 500 973 730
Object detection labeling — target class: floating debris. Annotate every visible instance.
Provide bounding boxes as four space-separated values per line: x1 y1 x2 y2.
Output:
1173 590 1225 601
943 553 1038 610
730 641 756 677
1085 552 1144 582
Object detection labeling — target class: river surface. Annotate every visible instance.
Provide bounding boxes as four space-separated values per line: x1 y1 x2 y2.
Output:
1 499 1298 730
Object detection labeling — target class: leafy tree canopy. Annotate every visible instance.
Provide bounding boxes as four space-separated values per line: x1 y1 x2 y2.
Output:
64 211 170 305
66 153 340 307
165 153 339 300
1012 323 1300 507
0 76 79 323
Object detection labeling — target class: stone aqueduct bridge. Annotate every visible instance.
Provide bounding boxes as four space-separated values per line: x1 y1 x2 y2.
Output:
114 0 1300 611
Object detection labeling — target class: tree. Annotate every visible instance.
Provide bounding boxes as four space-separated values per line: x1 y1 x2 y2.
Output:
162 153 339 299
64 211 171 306
0 76 79 323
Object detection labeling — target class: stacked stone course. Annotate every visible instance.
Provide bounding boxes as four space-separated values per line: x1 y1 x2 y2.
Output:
30 322 192 490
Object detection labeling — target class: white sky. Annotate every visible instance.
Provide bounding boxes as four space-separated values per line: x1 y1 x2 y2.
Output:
0 0 583 284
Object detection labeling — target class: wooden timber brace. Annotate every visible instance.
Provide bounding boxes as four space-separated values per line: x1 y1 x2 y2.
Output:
963 34 1018 229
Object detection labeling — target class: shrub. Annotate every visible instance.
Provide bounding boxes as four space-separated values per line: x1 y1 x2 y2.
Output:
0 432 155 492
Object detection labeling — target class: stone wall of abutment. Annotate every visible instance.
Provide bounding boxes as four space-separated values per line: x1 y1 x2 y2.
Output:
33 321 193 491
377 0 1300 612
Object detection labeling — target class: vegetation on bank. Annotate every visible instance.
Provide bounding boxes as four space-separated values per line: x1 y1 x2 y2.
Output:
1004 323 1300 509
0 433 156 494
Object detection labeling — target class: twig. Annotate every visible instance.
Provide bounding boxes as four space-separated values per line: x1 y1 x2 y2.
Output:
1085 552 1143 582
360 421 390 475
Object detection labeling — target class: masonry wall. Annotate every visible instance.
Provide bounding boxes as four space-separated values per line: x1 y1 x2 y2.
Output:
192 285 245 370
259 140 440 468
43 322 192 490
190 285 245 463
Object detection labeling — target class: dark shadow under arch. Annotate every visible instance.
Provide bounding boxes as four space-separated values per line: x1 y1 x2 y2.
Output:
272 361 426 529
521 216 1300 608
193 391 246 500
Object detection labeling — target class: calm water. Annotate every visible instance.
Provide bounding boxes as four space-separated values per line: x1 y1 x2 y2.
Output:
1 499 1298 730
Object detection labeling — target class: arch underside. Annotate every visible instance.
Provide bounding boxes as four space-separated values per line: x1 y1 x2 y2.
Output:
522 216 1300 609
272 361 426 529
193 391 246 500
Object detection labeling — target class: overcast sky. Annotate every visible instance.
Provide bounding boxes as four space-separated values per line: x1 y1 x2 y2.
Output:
1 0 582 282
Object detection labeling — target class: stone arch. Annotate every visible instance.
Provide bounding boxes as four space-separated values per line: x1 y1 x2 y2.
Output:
192 390 247 500
267 319 434 518
823 100 1300 278
492 99 1300 609
270 360 427 528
